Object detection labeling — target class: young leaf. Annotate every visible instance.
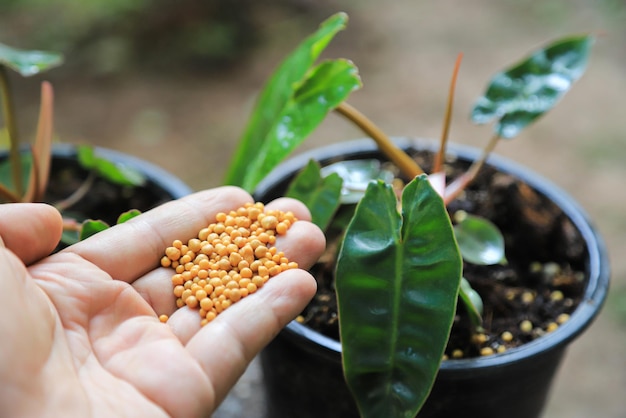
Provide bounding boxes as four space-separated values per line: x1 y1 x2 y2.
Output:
66 210 140 245
225 12 361 191
0 43 63 77
77 145 146 187
336 175 462 418
471 35 594 138
453 211 506 265
79 219 110 241
117 209 141 224
458 277 484 328
285 159 342 231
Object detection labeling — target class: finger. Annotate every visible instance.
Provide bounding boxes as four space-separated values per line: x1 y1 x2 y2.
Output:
0 203 62 265
64 187 252 283
264 197 312 221
134 219 325 323
185 268 316 404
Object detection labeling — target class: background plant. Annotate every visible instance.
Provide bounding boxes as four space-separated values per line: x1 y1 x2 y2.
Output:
0 42 147 244
229 13 593 417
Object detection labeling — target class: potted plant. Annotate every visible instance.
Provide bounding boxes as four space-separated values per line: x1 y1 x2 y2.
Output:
222 13 609 417
0 42 192 246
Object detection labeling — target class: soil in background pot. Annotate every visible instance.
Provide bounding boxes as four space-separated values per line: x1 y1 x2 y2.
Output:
45 156 177 226
28 148 193 252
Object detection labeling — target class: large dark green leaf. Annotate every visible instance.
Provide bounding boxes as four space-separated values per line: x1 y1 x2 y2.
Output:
336 175 462 418
285 159 342 231
224 13 361 191
0 43 63 76
471 35 593 138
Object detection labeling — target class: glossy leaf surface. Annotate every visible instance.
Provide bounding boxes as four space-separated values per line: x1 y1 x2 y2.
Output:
0 43 63 76
320 159 395 204
224 13 361 191
336 175 462 418
471 35 593 138
454 212 505 265
285 159 342 231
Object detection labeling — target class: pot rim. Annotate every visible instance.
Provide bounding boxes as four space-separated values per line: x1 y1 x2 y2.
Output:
255 137 610 371
49 143 194 199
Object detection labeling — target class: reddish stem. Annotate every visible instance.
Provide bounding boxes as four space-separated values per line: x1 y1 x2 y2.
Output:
433 52 463 174
444 132 500 205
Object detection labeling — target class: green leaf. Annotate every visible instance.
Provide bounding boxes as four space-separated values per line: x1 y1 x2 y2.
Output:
117 209 141 224
242 58 360 192
336 175 462 418
225 12 361 191
77 145 146 187
458 277 483 328
79 219 110 241
285 159 342 231
74 210 140 243
76 145 97 167
320 159 395 204
0 43 63 77
0 153 33 199
471 35 594 138
453 211 506 265
61 229 80 246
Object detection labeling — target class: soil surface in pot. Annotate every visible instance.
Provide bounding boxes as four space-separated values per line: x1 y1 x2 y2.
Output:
299 150 587 359
45 156 180 250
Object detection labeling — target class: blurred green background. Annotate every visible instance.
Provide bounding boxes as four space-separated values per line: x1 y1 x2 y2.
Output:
1 1 625 417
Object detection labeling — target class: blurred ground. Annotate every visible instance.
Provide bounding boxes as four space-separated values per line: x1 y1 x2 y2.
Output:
3 0 626 416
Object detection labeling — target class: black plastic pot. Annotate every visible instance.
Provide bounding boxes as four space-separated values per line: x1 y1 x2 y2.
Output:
1 143 192 236
254 138 610 418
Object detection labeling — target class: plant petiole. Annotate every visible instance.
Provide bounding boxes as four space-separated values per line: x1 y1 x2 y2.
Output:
335 101 424 179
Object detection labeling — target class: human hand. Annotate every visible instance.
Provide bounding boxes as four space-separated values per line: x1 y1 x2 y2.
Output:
0 187 325 418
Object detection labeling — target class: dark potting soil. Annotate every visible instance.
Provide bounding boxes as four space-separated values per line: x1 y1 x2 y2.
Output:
298 150 587 359
45 156 179 249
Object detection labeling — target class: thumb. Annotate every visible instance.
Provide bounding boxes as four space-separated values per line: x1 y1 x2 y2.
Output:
0 203 63 265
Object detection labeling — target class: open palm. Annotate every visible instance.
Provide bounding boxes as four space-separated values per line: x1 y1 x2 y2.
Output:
0 187 324 418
